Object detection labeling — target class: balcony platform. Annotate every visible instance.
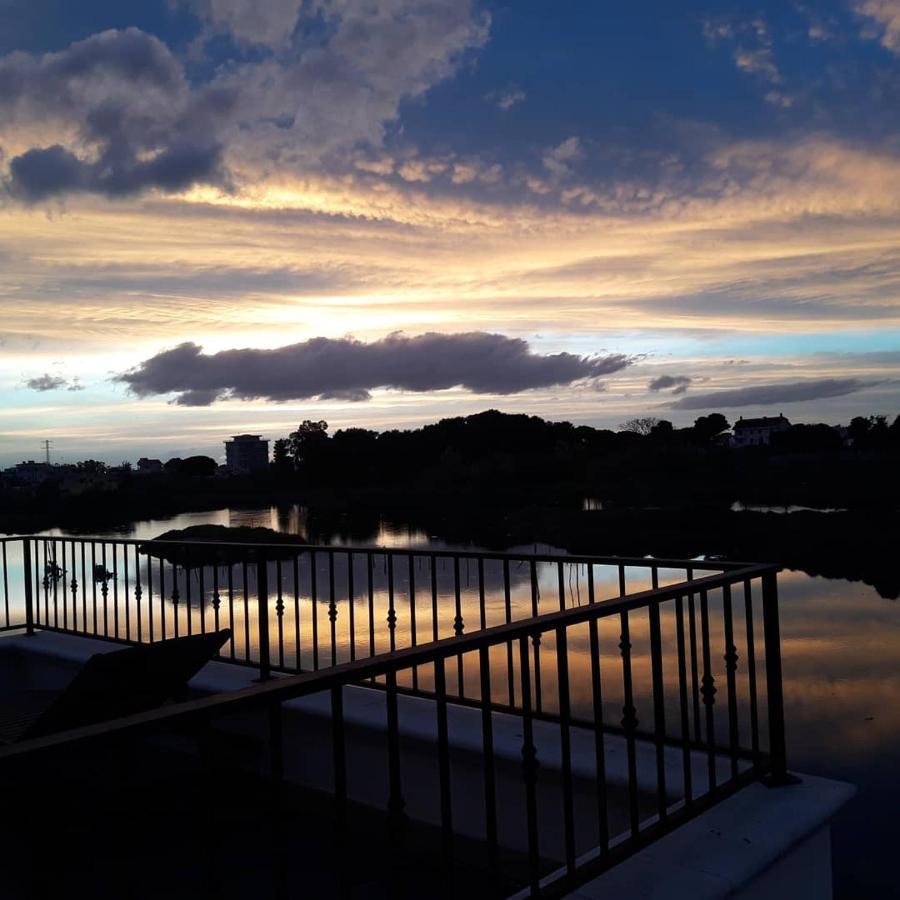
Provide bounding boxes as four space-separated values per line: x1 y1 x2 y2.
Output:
0 629 854 899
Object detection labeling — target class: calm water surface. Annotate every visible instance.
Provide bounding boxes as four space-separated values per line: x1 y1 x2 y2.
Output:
37 505 899 898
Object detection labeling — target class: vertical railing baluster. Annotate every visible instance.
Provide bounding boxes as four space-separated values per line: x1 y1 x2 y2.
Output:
588 610 609 853
122 543 129 640
158 557 166 640
530 561 542 715
184 558 192 637
556 625 576 874
700 589 717 791
744 578 760 765
42 539 49 626
328 551 338 666
386 553 397 657
80 542 86 635
311 551 319 670
60 540 68 631
91 542 98 635
101 542 109 636
1 542 8 629
675 594 693 805
504 558 514 707
366 551 375 662
147 549 155 642
618 564 626 597
52 539 60 629
723 583 740 779
134 545 142 643
761 570 791 784
172 562 181 639
23 539 34 636
687 571 702 742
453 557 464 697
198 563 206 635
408 553 418 689
293 555 301 670
430 554 439 643
557 560 566 612
228 563 236 658
276 559 285 669
257 557 271 681
111 543 119 638
519 635 540 895
649 599 668 822
478 557 487 630
70 540 79 633
620 610 640 837
212 564 221 637
347 552 356 663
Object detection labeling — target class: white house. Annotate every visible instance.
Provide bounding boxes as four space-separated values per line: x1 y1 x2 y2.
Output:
731 415 791 447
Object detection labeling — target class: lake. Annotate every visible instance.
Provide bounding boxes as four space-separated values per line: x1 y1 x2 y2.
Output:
34 504 900 898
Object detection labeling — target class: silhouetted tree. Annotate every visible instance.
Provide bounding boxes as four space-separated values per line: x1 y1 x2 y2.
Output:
692 413 730 444
289 420 329 468
179 455 217 477
272 438 293 472
620 417 658 435
76 460 108 474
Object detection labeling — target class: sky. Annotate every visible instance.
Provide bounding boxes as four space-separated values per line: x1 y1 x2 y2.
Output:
1 0 900 465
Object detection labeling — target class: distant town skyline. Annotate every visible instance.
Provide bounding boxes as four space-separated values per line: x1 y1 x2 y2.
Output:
2 1 900 463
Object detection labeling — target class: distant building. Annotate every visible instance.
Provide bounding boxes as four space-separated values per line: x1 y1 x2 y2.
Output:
136 458 163 474
7 461 56 485
225 435 269 473
731 415 791 447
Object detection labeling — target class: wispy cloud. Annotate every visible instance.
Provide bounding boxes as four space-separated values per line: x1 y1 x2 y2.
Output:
485 86 526 111
855 0 900 51
701 15 792 107
670 378 880 410
648 374 692 395
24 373 83 392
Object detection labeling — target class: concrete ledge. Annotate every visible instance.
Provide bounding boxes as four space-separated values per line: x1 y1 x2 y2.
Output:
563 774 855 900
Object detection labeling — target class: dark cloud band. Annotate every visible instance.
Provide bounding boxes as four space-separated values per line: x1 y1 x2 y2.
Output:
117 332 632 405
670 378 879 409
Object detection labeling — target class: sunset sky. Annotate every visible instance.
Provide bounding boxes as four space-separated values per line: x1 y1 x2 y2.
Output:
2 0 900 464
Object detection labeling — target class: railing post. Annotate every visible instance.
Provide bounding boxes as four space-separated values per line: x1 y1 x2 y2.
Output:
23 539 35 636
256 556 271 681
761 570 796 786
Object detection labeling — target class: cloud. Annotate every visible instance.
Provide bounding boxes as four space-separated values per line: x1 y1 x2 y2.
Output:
8 141 223 202
543 137 584 178
701 16 791 107
0 28 229 201
648 374 692 395
856 0 900 51
25 374 83 392
0 2 490 201
670 378 879 410
486 86 526 111
181 0 304 47
116 332 633 405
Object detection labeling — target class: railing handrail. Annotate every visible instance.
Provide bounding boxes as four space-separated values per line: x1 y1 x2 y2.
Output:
1 534 757 572
0 562 777 762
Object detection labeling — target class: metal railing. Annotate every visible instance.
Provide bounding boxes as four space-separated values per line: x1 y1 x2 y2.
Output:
0 536 787 897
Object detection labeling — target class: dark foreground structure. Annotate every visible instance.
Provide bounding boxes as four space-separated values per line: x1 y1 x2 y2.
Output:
0 536 852 898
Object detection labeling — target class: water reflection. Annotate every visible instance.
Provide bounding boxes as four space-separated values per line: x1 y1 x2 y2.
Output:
25 505 900 897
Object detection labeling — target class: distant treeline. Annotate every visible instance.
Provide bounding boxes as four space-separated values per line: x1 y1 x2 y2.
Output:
256 410 900 510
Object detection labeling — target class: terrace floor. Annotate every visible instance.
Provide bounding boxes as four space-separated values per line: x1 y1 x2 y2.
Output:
0 738 535 900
